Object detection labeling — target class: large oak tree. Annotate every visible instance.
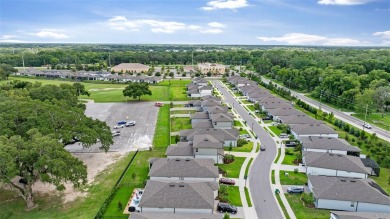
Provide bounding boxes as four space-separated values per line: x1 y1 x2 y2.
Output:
123 82 152 100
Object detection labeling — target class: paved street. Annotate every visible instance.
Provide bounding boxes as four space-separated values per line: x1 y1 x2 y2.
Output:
214 81 284 219
261 77 390 142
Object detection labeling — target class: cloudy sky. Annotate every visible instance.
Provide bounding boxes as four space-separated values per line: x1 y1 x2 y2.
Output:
0 0 389 46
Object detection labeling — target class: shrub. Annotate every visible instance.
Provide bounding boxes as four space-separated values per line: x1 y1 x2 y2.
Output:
237 139 248 147
301 193 315 206
294 168 298 173
285 148 294 155
224 154 235 164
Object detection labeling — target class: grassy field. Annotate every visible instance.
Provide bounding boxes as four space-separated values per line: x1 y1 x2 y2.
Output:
171 117 191 132
153 105 170 149
370 168 390 194
217 157 246 178
353 113 390 131
170 110 196 114
169 86 189 101
230 141 254 152
285 194 329 219
225 186 243 207
280 171 307 185
269 126 283 136
158 79 191 86
244 187 252 207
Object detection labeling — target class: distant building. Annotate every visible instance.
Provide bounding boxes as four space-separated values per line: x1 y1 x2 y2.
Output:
111 63 150 73
197 63 225 75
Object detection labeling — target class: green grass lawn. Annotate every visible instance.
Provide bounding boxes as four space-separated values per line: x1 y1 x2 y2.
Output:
269 126 283 136
239 129 249 135
244 187 252 207
153 105 170 149
225 186 243 207
158 79 191 86
256 142 260 153
241 100 252 104
171 117 191 132
170 110 196 114
271 170 275 184
229 141 254 152
169 86 189 101
217 157 246 178
280 171 307 185
247 105 255 111
353 113 390 131
233 92 243 97
234 120 243 127
370 168 390 194
282 150 299 166
276 194 290 219
245 158 253 176
274 148 281 163
170 136 177 144
285 194 329 219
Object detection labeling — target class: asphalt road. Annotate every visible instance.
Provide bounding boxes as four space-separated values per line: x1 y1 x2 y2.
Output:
261 77 390 143
214 81 284 219
65 102 159 153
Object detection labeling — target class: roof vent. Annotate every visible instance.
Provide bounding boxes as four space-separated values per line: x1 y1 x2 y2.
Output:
340 179 347 182
329 154 334 156
169 184 175 187
175 159 180 161
179 185 185 187
185 159 190 161
337 154 342 157
350 180 356 183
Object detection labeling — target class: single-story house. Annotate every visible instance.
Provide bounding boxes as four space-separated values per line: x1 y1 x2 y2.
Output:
209 113 233 129
192 78 209 86
193 134 224 164
199 86 213 97
260 101 291 112
188 88 201 98
290 124 339 139
148 158 219 182
278 114 324 125
303 152 370 179
330 211 390 219
202 95 221 102
266 107 305 121
187 100 201 109
180 128 239 147
207 105 228 114
138 180 218 214
129 212 222 219
201 100 222 111
300 136 361 156
308 175 390 213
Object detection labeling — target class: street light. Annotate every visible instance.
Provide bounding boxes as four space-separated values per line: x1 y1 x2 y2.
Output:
251 122 254 131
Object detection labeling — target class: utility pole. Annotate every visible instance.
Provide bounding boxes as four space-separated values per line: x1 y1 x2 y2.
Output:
363 104 369 131
22 52 25 68
108 52 112 69
319 90 323 110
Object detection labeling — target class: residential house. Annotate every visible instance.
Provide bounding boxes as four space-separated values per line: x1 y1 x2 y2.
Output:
193 134 224 164
180 128 239 147
191 112 210 126
361 157 381 177
308 175 390 213
303 152 369 179
202 95 221 102
199 86 213 97
201 100 222 111
209 113 233 129
192 120 213 129
278 114 324 125
192 78 209 86
266 107 305 121
300 136 361 156
129 212 222 219
260 101 291 112
290 124 339 139
207 105 228 114
166 142 194 160
148 158 219 182
111 63 150 73
330 211 390 219
187 89 201 98
138 180 218 214
187 100 201 109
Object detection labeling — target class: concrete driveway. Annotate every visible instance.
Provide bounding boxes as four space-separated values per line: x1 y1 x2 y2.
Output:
65 102 159 153
216 207 245 219
281 185 310 194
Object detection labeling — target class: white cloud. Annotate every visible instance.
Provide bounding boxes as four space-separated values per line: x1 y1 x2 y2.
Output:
0 35 16 40
257 33 362 46
107 16 224 34
201 0 249 10
318 0 375 5
32 30 69 39
373 30 390 39
208 22 226 28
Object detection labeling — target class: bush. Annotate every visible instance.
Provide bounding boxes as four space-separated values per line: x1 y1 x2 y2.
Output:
285 148 294 155
237 139 248 147
294 168 298 173
301 193 314 206
224 154 235 164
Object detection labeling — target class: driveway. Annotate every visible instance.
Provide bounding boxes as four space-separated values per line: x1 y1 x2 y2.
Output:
65 102 159 153
214 81 284 219
281 185 310 194
216 207 245 219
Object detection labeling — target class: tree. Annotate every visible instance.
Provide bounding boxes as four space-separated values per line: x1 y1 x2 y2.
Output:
169 72 174 78
0 129 87 209
0 64 17 80
73 82 90 97
123 82 152 100
355 89 375 114
373 86 390 117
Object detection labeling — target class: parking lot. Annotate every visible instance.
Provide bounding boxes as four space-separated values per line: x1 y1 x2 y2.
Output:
65 102 159 153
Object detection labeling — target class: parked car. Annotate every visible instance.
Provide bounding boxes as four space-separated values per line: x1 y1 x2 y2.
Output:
117 121 127 125
219 178 236 185
125 121 136 126
260 145 266 151
114 125 124 129
363 123 372 129
279 133 289 138
112 131 120 137
155 102 164 107
239 134 250 139
287 186 304 194
262 116 272 120
217 202 237 214
285 141 298 147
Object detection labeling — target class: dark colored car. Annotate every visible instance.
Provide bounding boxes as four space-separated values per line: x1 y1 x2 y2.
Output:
260 145 266 151
117 121 127 125
217 202 237 214
287 186 304 194
219 178 235 185
262 116 272 120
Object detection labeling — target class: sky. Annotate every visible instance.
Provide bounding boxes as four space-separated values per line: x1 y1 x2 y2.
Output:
0 0 389 46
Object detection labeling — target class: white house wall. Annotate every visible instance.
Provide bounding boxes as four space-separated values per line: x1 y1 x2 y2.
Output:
141 207 174 213
223 140 237 147
317 199 358 211
213 121 233 129
306 167 366 179
166 155 194 160
149 176 217 182
175 208 213 214
303 148 348 155
357 203 390 213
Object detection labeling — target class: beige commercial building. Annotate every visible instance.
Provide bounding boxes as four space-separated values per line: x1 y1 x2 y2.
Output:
111 63 150 73
197 63 225 75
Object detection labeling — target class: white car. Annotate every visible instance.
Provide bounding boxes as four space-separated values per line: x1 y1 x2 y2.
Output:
363 123 372 129
114 125 124 129
126 121 136 127
112 131 121 137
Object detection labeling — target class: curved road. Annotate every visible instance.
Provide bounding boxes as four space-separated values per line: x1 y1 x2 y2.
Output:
214 81 284 219
261 77 390 142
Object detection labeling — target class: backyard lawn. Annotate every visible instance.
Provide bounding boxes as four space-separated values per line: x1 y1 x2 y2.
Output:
229 141 254 152
370 168 390 194
171 117 191 132
225 186 243 207
285 194 329 219
153 105 170 149
280 171 307 185
217 157 246 178
158 79 191 86
269 126 283 136
282 153 299 166
169 86 189 101
170 110 196 114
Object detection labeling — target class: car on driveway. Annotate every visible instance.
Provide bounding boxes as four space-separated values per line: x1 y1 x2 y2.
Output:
239 134 250 139
219 178 235 185
217 202 237 214
125 121 136 126
260 145 266 151
279 133 289 138
114 125 124 129
363 123 372 129
287 186 304 194
262 116 272 120
112 131 120 137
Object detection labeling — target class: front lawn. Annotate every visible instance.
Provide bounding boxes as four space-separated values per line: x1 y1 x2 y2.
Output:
229 141 254 152
153 105 170 149
285 194 329 219
239 129 249 135
171 117 191 132
370 167 390 194
241 100 252 104
225 186 243 207
269 126 283 136
234 120 243 127
170 110 196 114
217 157 246 178
282 149 299 166
280 171 307 185
169 86 189 101
247 105 255 111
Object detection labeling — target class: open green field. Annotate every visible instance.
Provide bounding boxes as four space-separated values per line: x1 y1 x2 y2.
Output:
229 141 254 152
171 117 191 132
225 186 242 207
153 105 170 149
285 194 329 219
217 157 246 178
353 113 390 131
370 168 390 195
280 171 307 185
158 79 191 86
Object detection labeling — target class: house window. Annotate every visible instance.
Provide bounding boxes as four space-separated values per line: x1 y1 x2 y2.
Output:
350 202 354 207
179 177 184 180
196 148 198 152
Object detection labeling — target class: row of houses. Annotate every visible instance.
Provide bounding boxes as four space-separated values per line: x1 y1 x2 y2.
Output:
227 76 390 214
129 78 235 218
186 78 214 98
15 68 163 84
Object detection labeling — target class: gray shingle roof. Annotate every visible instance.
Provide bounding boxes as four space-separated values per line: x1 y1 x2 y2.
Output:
149 158 219 178
201 99 222 107
309 175 390 205
202 95 221 102
138 180 217 209
209 113 233 122
303 151 369 174
261 101 291 109
300 136 360 152
207 105 228 114
192 120 213 129
330 211 390 219
191 112 210 119
129 212 222 219
199 86 213 91
193 134 223 149
166 142 194 156
290 124 338 135
278 114 324 125
188 100 201 106
267 107 305 117
180 128 239 141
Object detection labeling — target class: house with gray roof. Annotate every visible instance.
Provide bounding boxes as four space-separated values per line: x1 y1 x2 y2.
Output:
308 175 390 213
191 112 210 125
188 88 201 98
129 212 222 219
202 95 221 102
180 128 239 147
303 152 370 179
192 120 213 129
207 105 228 114
166 142 194 159
330 211 390 219
199 86 213 97
266 107 305 121
138 180 218 214
193 134 224 164
290 124 339 139
201 100 222 111
300 136 361 156
260 101 291 111
209 113 233 129
278 114 324 125
148 158 219 182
